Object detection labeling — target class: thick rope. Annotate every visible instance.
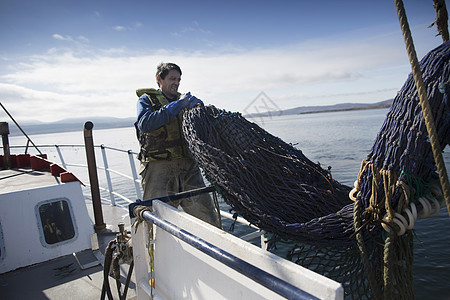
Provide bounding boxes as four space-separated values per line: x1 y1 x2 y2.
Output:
382 169 398 222
383 232 395 299
395 180 410 213
353 197 381 300
358 161 399 223
394 0 450 216
432 0 450 42
383 231 415 300
367 163 382 220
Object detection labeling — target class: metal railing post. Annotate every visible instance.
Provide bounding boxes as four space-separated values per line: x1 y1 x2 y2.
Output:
128 150 142 200
83 121 106 231
101 145 116 206
55 145 67 169
260 233 268 251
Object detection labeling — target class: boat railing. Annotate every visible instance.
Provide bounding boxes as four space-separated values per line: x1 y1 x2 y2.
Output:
4 143 266 246
7 144 141 208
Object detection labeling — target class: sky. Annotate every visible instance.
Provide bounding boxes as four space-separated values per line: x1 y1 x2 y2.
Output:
0 0 448 123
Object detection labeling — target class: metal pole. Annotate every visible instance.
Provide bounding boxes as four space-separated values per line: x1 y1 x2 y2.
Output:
55 145 67 169
128 150 142 200
129 186 215 218
101 145 116 206
83 121 106 231
0 122 11 169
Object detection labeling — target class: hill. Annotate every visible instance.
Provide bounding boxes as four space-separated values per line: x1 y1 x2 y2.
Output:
243 99 393 118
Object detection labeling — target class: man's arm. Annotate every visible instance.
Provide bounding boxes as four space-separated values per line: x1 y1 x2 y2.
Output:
136 93 197 133
136 94 173 133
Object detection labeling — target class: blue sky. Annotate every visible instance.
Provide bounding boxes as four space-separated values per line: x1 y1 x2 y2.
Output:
0 0 447 123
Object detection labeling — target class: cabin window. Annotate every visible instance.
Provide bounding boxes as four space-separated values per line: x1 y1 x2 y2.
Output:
36 198 76 246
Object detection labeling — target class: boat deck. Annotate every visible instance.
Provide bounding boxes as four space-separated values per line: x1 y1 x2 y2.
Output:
1 249 116 299
0 168 62 194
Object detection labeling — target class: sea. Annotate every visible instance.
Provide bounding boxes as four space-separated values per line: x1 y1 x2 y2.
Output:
8 107 450 299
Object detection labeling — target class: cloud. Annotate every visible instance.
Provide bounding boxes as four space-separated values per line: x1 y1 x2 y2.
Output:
53 34 73 41
113 22 143 32
0 83 135 124
78 36 90 43
52 34 89 44
113 26 126 32
181 21 211 35
0 26 441 123
172 21 212 37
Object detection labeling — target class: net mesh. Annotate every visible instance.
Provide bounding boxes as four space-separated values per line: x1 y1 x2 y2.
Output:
183 41 450 299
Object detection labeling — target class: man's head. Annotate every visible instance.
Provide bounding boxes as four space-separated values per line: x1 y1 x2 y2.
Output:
156 63 182 99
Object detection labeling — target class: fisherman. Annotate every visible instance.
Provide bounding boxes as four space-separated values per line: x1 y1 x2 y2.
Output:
135 62 220 227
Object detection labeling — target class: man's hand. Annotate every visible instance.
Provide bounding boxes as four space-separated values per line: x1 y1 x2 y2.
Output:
165 92 192 115
188 96 204 109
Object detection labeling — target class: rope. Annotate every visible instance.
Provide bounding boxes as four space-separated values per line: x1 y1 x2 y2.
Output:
353 197 381 300
383 231 415 299
395 180 410 213
394 0 450 216
358 161 400 223
432 0 449 42
383 231 395 299
382 169 398 222
131 205 155 296
366 163 382 220
132 205 152 233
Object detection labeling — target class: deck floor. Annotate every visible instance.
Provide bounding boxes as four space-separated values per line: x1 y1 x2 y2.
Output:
0 247 136 299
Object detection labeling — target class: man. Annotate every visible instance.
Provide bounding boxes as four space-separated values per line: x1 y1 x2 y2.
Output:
135 62 220 227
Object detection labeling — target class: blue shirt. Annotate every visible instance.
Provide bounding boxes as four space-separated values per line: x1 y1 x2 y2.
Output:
136 92 175 133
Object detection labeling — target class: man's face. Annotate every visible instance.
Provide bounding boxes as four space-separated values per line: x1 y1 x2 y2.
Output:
158 69 181 99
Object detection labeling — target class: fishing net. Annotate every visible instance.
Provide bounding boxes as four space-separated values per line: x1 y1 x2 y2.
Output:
183 41 450 299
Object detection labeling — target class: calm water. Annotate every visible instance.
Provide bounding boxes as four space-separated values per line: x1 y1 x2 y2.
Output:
9 108 450 299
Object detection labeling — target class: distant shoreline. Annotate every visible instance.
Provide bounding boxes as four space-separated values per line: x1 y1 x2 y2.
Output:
297 104 392 115
243 99 393 118
7 103 392 137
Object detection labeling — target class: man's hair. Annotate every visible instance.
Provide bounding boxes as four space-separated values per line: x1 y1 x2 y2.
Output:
156 63 182 81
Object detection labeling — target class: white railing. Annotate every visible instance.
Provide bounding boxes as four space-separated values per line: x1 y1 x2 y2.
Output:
4 143 266 246
8 144 142 207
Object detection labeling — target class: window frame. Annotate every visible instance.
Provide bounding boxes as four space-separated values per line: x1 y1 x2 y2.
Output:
35 198 78 248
